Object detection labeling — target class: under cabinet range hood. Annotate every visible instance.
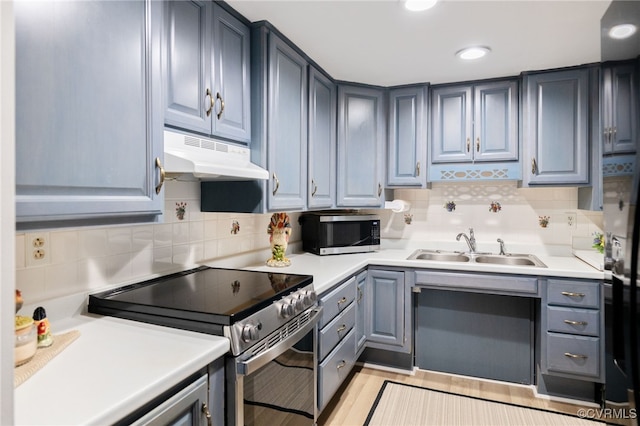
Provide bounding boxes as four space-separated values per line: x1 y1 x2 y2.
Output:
163 130 269 180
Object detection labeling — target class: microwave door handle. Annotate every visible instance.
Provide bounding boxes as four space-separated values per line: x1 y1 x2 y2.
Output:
236 307 322 376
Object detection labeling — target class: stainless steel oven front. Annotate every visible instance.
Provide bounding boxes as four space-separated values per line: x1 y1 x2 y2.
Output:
226 306 322 426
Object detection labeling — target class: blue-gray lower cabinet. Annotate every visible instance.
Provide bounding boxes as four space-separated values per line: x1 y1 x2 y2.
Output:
15 0 164 228
336 84 386 208
308 66 337 209
355 271 368 354
317 276 357 412
366 269 411 353
540 278 604 383
523 67 591 185
387 85 427 187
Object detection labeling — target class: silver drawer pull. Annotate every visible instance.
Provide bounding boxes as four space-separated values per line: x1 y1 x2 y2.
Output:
337 324 347 332
561 291 585 298
337 297 347 306
564 319 588 326
336 360 346 369
564 352 588 359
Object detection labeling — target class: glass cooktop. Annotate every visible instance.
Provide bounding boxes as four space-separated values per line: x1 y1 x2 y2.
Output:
88 266 313 332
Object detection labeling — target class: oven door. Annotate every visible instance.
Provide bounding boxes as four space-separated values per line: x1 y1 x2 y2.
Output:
227 307 322 426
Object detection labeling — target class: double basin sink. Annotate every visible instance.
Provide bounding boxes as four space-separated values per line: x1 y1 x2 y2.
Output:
407 249 547 268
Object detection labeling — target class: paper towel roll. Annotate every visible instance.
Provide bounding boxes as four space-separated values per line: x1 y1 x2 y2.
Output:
384 199 411 213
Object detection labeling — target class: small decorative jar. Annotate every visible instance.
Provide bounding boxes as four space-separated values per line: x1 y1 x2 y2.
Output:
267 213 292 267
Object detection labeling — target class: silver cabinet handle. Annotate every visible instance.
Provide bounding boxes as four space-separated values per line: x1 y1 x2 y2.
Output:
337 297 347 306
205 88 214 117
336 360 346 370
564 319 588 326
311 179 318 197
531 158 538 175
201 403 212 426
466 137 470 152
416 161 421 177
476 137 480 152
378 183 382 197
155 157 165 195
357 288 363 303
215 92 225 120
272 172 280 196
564 352 588 359
337 324 346 332
561 291 585 298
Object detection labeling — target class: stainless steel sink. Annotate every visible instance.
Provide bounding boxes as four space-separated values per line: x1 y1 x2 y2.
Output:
409 250 471 262
474 254 546 267
407 249 547 268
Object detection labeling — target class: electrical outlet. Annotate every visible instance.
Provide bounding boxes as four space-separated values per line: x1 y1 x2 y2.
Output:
25 232 51 267
566 212 577 229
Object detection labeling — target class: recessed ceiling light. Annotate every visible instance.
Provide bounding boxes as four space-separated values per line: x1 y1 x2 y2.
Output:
456 46 491 60
404 0 438 12
609 23 637 39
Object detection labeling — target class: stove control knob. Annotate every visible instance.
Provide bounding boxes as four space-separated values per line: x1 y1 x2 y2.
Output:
280 301 295 318
241 322 261 343
292 294 305 312
303 290 317 306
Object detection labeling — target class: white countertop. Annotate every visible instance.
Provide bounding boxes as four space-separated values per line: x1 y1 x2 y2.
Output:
14 241 603 425
239 243 605 295
14 311 229 426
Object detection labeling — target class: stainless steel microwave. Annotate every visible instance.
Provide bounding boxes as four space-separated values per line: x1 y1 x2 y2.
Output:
299 212 380 255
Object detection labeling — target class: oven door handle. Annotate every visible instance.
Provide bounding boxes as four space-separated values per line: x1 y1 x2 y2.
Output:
236 307 323 376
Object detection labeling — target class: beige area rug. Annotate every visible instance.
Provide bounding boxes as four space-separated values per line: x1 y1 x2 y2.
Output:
364 380 604 426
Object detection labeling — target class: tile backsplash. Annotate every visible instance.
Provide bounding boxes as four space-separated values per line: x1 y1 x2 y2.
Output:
16 180 602 305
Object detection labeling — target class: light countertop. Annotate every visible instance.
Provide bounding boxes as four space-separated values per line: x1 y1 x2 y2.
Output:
14 310 229 426
14 241 603 425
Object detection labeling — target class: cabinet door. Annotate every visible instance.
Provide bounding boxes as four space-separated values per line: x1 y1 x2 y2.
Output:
366 270 405 350
308 66 336 209
164 0 212 136
356 271 367 353
16 0 163 226
387 86 427 187
602 64 637 154
211 3 251 144
430 85 473 163
473 80 518 162
524 68 590 185
337 85 385 207
267 33 308 211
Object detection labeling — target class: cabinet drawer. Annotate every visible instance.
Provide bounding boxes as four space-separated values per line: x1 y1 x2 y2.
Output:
319 277 356 329
546 332 600 378
547 279 600 308
547 306 600 336
318 329 356 411
319 302 356 361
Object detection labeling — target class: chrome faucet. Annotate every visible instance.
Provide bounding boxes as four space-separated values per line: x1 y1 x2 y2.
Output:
456 228 476 253
497 238 506 255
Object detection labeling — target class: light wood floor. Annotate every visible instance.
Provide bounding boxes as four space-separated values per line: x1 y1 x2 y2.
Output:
318 365 626 426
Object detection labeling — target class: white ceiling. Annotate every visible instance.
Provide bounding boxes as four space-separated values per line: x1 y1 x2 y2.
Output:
226 0 612 86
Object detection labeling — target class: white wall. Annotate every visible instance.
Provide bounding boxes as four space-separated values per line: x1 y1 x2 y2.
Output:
1 1 15 422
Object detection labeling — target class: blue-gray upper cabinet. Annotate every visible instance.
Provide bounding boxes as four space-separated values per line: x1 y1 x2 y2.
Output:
523 68 590 185
164 1 251 144
15 0 164 228
267 33 308 210
602 63 637 154
387 85 428 187
337 85 386 207
308 66 337 209
430 80 518 164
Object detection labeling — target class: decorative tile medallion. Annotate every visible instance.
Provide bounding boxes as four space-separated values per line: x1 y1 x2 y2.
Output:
538 215 550 228
489 201 502 213
175 202 187 221
230 220 240 234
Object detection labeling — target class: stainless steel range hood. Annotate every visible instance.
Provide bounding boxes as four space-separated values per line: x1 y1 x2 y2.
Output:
163 129 269 180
